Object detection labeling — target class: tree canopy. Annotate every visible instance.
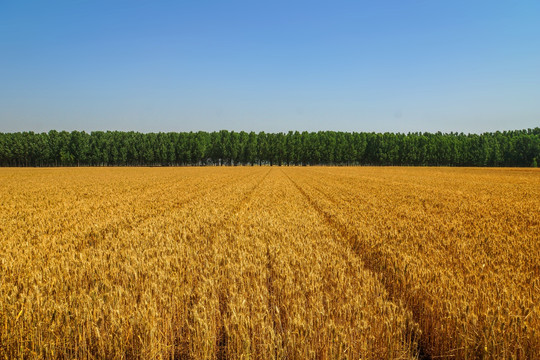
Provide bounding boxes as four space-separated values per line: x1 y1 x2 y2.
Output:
0 129 539 167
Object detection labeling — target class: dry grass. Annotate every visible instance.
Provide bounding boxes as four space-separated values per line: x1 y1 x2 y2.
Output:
0 167 538 359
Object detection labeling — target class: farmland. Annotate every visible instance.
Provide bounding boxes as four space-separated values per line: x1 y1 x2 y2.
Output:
0 167 539 359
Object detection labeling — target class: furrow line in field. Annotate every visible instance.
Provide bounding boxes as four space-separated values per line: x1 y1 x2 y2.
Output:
288 168 540 358
264 236 288 360
183 168 271 359
281 169 427 359
215 169 271 360
209 167 271 232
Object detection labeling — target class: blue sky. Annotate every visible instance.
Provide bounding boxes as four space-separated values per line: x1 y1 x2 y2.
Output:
1 0 539 133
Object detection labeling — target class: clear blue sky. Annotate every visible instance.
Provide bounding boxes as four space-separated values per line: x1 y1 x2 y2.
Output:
1 1 539 133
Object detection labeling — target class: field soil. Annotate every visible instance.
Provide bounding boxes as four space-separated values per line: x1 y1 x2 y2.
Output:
1 167 538 359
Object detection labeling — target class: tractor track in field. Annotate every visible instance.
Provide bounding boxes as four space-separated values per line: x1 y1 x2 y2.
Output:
185 168 272 360
209 167 272 231
228 168 289 359
281 168 431 360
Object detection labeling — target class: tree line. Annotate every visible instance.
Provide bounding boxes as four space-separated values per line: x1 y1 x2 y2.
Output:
0 129 539 167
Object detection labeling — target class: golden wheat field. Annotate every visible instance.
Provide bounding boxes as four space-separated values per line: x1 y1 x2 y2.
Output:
0 167 539 359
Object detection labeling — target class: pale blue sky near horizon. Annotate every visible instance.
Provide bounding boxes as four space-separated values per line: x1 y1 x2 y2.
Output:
1 0 539 134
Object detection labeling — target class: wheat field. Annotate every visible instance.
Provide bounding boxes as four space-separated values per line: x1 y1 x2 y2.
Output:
0 167 538 359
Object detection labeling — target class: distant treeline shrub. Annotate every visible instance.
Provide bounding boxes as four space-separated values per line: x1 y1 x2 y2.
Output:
0 128 539 167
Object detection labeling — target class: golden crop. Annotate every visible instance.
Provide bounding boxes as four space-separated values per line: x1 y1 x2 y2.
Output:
0 167 538 359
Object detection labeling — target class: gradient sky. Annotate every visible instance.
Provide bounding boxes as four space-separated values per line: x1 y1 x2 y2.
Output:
1 1 539 133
